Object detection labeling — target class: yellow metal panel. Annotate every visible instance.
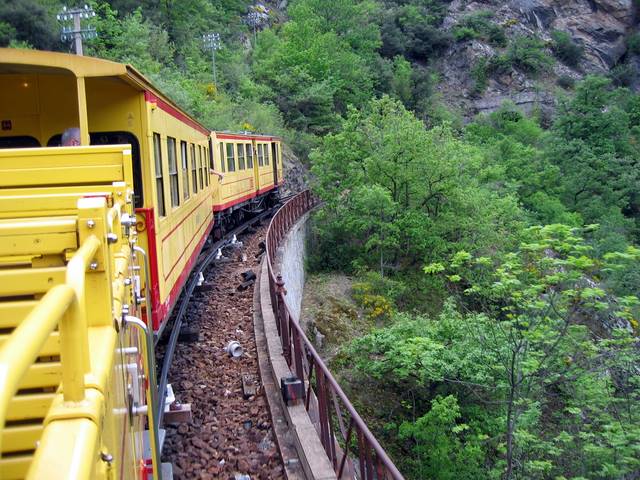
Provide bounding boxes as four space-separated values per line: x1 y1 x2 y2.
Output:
0 267 65 296
6 393 54 422
1 166 124 188
0 454 32 480
76 77 89 146
1 424 42 454
0 189 111 219
0 217 76 235
27 419 100 480
44 388 103 426
0 332 59 357
0 48 127 79
84 327 117 394
0 232 76 258
0 146 129 187
0 301 37 329
19 362 61 390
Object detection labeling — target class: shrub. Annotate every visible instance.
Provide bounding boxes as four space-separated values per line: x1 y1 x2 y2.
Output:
551 30 584 67
507 35 553 74
471 58 489 94
453 26 476 42
627 32 640 55
609 63 635 87
453 10 507 47
557 75 576 89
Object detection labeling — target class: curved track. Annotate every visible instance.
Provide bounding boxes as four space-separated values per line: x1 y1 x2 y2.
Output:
160 222 285 479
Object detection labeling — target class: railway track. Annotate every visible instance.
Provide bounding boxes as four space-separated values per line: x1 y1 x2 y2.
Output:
157 211 286 479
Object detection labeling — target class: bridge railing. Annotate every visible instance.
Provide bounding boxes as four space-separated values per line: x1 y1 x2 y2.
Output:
265 190 404 480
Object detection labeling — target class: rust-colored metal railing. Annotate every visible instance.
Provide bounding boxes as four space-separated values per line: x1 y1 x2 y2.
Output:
265 190 404 480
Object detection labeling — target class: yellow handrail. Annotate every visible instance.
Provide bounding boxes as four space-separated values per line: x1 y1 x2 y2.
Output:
0 234 100 456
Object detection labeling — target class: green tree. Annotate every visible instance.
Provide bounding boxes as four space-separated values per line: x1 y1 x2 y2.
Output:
0 0 61 50
427 224 640 479
399 395 485 479
548 76 640 230
310 96 523 298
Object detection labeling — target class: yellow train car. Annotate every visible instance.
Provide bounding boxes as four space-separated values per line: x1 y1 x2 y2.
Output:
0 48 215 334
0 47 286 479
211 132 283 233
0 145 161 479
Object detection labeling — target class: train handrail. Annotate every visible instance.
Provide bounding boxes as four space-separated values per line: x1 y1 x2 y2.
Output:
125 315 162 480
265 190 404 480
0 234 99 456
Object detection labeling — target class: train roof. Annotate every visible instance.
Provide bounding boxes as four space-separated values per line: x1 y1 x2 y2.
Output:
0 48 208 134
213 131 282 141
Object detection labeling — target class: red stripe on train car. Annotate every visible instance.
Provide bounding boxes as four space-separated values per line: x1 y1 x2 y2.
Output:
163 209 213 281
161 197 211 242
155 219 213 331
215 133 280 141
257 185 275 195
144 91 210 137
212 192 256 212
137 206 214 331
212 185 276 212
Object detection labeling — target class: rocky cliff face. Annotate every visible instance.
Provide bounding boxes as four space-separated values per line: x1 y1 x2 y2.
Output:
437 0 639 120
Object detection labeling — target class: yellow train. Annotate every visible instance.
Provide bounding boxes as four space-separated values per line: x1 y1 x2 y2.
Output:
0 48 284 479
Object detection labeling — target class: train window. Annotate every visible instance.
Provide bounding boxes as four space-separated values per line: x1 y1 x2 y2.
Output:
246 144 253 168
0 136 40 148
190 143 198 194
153 133 166 217
265 144 270 165
181 141 190 200
198 145 204 190
204 146 209 187
258 144 264 166
226 143 235 172
219 143 225 173
237 144 245 170
167 137 179 208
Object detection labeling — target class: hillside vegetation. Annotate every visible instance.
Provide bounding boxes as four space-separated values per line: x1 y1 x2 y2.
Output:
3 1 640 478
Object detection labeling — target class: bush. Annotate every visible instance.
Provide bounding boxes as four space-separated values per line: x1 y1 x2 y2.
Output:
551 30 584 67
557 75 576 89
453 26 476 42
507 35 553 74
471 58 489 94
453 10 507 47
609 63 635 87
627 32 640 55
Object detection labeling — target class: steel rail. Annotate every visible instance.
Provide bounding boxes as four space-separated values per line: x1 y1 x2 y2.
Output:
155 205 278 425
265 191 404 480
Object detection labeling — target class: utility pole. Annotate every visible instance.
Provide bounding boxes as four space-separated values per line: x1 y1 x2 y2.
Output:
246 11 260 46
202 32 222 87
57 5 96 56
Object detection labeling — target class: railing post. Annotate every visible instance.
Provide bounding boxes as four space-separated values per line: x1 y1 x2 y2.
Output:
275 274 290 362
292 328 305 397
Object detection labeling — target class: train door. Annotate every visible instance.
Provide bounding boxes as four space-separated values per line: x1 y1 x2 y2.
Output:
271 142 278 187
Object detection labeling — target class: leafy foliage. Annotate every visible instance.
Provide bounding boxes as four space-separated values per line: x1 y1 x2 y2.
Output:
310 96 523 281
551 30 584 67
453 10 507 47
